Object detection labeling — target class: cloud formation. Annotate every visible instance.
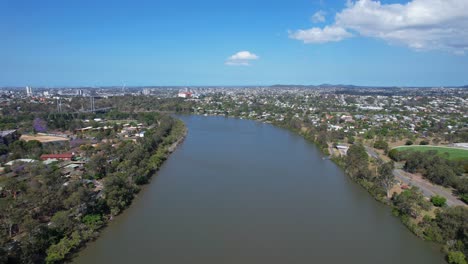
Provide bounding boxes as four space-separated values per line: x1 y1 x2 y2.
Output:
225 51 259 66
289 26 352 43
311 10 326 23
290 0 468 54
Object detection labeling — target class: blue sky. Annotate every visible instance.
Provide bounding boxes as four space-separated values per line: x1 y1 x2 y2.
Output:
1 0 467 87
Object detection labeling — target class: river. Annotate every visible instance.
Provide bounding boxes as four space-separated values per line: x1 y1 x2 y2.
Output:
74 115 444 263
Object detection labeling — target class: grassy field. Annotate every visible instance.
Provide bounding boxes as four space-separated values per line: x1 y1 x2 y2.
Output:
392 145 468 161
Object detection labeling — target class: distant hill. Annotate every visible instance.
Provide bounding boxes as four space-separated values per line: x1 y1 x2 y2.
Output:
269 84 468 89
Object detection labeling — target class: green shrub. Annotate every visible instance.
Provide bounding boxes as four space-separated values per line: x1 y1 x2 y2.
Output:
447 251 467 264
419 140 429 145
374 140 389 151
431 195 447 207
46 231 82 263
82 214 103 230
405 140 414 145
460 194 468 204
388 149 401 161
134 175 148 185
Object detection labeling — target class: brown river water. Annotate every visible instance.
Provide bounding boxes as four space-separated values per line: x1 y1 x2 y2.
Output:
74 115 444 264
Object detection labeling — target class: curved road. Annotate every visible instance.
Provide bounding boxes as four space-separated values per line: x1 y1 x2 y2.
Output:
364 146 465 207
393 169 466 207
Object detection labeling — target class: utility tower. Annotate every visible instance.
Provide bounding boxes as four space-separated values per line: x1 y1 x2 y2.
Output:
56 97 62 112
90 96 95 112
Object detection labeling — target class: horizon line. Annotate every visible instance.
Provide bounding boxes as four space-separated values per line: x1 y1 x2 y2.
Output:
1 84 467 89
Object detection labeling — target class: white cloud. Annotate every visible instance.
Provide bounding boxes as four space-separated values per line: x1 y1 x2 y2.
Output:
311 10 326 23
290 0 468 54
225 51 259 66
289 26 352 44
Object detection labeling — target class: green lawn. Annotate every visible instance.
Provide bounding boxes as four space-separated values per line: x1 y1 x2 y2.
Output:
392 145 468 161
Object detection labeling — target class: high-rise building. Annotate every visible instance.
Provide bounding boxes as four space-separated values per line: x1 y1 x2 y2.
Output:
142 88 151 95
26 86 32 96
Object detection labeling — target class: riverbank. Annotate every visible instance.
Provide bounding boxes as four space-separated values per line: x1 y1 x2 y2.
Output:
167 127 187 153
274 122 466 263
61 119 188 263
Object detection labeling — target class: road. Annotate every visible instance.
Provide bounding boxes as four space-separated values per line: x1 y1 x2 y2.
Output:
364 146 380 159
364 146 465 207
393 169 466 207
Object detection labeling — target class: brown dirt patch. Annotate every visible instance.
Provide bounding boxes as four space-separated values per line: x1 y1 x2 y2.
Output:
21 134 70 143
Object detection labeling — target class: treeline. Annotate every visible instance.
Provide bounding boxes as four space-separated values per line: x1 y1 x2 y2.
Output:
1 112 88 134
275 118 349 156
340 145 468 264
95 114 186 216
392 187 468 264
107 96 195 113
0 112 186 263
0 139 69 166
276 118 468 263
0 97 190 134
341 144 393 202
389 149 468 204
1 108 184 134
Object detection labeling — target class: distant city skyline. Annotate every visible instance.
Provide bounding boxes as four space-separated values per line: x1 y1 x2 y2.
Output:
1 0 468 87
2 84 468 89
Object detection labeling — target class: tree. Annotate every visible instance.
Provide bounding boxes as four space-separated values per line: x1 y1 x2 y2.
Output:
403 151 425 173
378 161 395 198
316 131 328 149
425 160 457 187
33 118 48 133
447 251 467 264
24 140 43 158
0 143 9 155
50 211 74 236
365 97 375 104
86 153 107 178
388 148 402 161
104 174 137 216
1 198 26 238
45 231 81 263
79 145 95 158
63 185 92 209
434 206 468 243
392 187 430 218
0 247 7 263
345 144 370 179
374 140 389 152
4 177 27 199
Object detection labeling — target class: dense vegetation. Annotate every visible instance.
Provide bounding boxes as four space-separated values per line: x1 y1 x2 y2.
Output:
343 146 468 264
0 111 186 263
389 149 468 204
